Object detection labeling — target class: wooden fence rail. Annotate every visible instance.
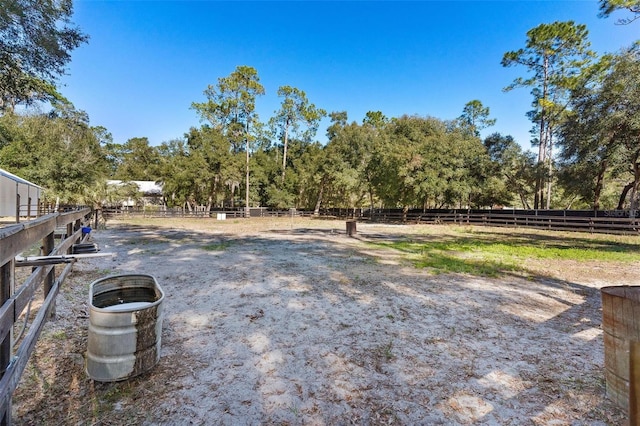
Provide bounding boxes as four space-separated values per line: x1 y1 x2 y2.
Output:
101 207 315 219
0 208 92 425
359 211 640 235
101 207 640 235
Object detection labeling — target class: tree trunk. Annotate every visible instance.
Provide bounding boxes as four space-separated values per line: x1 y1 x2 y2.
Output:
545 131 553 210
630 162 640 219
245 147 249 212
519 190 530 209
313 177 325 216
564 194 578 210
369 186 375 212
245 116 251 217
593 160 607 210
206 195 213 213
630 181 639 219
281 121 289 183
535 56 549 210
230 184 235 208
616 181 634 210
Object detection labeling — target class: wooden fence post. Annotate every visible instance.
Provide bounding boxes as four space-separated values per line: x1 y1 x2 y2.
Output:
15 194 19 224
0 260 14 426
66 222 74 254
43 231 55 317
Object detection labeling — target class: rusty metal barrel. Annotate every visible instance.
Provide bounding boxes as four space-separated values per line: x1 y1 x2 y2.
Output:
86 274 165 381
346 220 357 236
601 286 640 412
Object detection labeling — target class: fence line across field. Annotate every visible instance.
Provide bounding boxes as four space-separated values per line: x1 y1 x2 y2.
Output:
101 207 640 235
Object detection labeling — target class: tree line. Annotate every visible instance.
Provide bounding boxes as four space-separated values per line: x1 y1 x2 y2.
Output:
0 0 639 214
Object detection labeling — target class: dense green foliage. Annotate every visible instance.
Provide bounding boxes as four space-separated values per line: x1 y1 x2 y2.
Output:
0 0 88 111
191 65 265 211
1 2 639 213
558 45 640 214
0 105 108 203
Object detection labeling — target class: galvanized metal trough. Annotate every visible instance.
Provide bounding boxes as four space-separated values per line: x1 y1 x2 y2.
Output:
86 274 165 382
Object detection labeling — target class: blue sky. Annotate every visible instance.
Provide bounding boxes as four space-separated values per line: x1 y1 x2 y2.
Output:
60 1 638 151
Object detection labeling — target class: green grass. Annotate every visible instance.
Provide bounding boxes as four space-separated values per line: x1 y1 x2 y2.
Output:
46 330 67 340
201 241 231 251
369 227 640 276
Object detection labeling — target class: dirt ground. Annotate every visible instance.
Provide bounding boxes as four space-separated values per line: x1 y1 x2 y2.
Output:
10 218 637 425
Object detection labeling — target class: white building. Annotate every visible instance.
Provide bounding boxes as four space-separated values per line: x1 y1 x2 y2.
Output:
0 168 42 219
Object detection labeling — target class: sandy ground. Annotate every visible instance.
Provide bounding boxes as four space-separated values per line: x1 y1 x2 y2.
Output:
11 218 635 425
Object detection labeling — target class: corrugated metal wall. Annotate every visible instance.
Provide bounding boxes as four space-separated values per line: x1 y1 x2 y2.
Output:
0 174 18 217
0 170 41 218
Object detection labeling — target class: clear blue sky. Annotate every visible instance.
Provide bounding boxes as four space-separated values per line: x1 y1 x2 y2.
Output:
61 1 638 151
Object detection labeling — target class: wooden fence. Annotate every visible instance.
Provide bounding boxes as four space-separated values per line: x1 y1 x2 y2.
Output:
101 206 640 235
317 208 640 235
360 209 640 235
101 206 314 219
0 208 92 425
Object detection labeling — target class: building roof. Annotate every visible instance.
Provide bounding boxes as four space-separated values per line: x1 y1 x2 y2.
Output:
0 168 42 189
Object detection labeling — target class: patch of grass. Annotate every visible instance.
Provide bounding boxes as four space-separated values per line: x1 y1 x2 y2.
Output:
102 383 133 403
369 227 640 276
90 381 137 419
374 341 395 361
415 252 518 277
390 237 640 262
202 241 231 251
288 404 300 417
47 330 67 340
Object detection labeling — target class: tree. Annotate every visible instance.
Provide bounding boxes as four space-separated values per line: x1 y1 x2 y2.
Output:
556 55 615 210
362 110 388 128
187 126 237 209
367 115 489 213
94 127 124 177
158 137 201 210
483 133 536 208
192 66 265 213
0 0 88 111
559 46 640 214
323 117 379 210
81 179 140 211
599 0 640 24
502 21 594 209
458 100 496 137
0 105 108 203
290 141 325 210
269 86 326 183
114 137 161 181
251 141 283 208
